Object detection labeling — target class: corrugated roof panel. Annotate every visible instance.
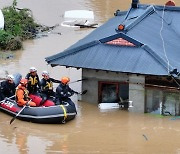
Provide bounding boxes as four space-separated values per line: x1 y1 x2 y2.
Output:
126 10 180 72
171 12 180 36
49 43 168 75
46 4 180 77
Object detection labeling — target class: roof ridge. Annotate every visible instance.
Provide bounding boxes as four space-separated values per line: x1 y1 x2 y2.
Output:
45 40 100 63
154 5 180 11
124 5 155 31
138 4 180 11
123 4 180 37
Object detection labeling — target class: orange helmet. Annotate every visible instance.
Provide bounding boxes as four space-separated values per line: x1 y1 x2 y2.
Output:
61 77 70 84
20 78 28 86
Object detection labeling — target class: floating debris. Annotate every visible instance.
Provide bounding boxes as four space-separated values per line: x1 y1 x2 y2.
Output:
0 53 14 60
13 127 17 130
142 134 148 141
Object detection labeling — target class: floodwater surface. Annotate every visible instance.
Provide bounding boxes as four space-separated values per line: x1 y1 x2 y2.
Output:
0 0 180 153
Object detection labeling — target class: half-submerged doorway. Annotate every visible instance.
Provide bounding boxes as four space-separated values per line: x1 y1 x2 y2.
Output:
98 81 129 104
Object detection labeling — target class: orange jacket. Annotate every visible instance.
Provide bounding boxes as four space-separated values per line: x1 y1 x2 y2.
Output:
16 84 36 107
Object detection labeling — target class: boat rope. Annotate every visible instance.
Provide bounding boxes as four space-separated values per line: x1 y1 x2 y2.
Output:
60 105 67 123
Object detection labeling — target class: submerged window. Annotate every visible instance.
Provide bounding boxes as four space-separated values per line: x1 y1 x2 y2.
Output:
99 82 129 103
145 88 180 116
145 75 180 115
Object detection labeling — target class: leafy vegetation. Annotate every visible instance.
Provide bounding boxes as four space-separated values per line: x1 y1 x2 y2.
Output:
0 0 41 51
0 30 22 50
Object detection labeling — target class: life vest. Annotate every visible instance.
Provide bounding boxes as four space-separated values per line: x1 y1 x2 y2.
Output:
28 76 38 86
15 85 29 101
43 80 53 91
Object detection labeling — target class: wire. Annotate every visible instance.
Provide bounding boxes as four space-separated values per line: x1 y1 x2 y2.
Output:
171 75 180 88
154 5 180 87
158 5 180 87
159 5 170 74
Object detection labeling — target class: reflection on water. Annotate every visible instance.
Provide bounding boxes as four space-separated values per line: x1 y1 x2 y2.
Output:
0 0 180 153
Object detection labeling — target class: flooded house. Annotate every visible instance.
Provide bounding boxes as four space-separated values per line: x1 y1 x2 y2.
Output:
46 0 180 116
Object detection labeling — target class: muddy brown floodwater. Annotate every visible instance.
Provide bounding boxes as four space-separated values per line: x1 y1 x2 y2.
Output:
0 0 180 153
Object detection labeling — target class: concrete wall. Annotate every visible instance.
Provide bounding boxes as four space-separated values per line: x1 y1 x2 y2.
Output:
81 69 145 113
128 74 145 113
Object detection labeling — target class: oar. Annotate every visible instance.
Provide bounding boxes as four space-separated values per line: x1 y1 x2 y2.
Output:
49 90 87 101
80 90 87 95
10 99 32 125
74 90 87 102
74 90 87 95
69 78 87 84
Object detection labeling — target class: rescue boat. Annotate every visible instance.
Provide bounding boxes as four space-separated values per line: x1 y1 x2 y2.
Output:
0 72 76 124
0 95 77 124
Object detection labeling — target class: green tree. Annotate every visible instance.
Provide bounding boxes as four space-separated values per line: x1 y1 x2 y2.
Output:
0 0 40 50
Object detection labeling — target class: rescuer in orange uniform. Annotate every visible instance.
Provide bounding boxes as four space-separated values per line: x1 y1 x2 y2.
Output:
16 79 36 107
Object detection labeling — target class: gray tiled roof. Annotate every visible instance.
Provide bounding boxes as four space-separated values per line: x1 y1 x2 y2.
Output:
46 4 180 77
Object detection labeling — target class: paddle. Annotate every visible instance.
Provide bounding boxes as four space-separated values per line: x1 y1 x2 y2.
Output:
74 90 87 102
69 78 87 84
10 99 32 125
74 90 87 95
